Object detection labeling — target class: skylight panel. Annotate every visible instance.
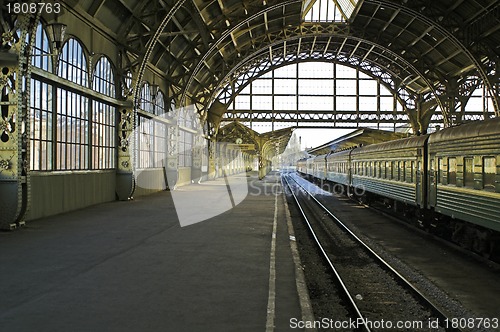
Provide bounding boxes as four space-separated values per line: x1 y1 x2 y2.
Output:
303 0 362 22
304 0 344 22
336 0 358 19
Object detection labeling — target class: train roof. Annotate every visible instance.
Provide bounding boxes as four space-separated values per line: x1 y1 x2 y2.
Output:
307 128 408 155
351 134 429 155
428 117 500 144
327 149 354 157
313 154 328 161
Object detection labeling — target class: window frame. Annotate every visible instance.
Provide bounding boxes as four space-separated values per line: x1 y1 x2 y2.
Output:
448 157 457 186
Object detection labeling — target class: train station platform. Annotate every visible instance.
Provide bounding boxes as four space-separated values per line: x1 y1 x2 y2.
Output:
0 172 313 332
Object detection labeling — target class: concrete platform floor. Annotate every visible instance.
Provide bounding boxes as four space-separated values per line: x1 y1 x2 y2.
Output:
0 172 312 332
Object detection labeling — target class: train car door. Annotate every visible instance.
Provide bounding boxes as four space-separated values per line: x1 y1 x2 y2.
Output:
416 160 422 206
428 156 438 207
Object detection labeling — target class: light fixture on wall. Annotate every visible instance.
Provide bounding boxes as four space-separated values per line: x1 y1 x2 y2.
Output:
150 84 159 100
45 22 67 55
31 22 67 58
150 73 160 101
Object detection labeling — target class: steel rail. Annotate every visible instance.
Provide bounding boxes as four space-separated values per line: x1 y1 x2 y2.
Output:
286 173 462 332
282 175 372 332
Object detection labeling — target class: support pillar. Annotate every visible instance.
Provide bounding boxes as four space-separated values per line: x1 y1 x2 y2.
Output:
116 107 135 200
0 15 32 229
208 139 216 179
258 155 265 180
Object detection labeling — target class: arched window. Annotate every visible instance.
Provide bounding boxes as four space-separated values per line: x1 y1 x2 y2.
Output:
170 98 176 113
139 83 153 113
138 115 154 168
153 90 167 166
92 56 116 169
30 23 53 170
93 56 115 97
138 82 153 168
225 62 407 132
155 90 165 115
137 83 168 168
122 70 133 97
179 108 193 167
30 79 53 170
31 23 52 71
56 38 89 170
30 33 119 172
58 38 88 86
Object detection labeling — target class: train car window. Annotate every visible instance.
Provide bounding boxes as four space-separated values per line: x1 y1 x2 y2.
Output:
464 158 474 187
430 159 435 184
437 158 443 184
410 161 415 182
483 157 496 191
448 158 457 185
401 161 406 182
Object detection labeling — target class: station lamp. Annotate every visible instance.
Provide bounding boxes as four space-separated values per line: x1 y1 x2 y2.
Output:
39 22 67 56
150 84 159 100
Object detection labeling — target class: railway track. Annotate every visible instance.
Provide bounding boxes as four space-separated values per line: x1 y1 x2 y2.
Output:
282 173 461 332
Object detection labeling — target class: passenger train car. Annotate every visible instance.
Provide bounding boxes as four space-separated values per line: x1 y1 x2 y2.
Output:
297 117 500 257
